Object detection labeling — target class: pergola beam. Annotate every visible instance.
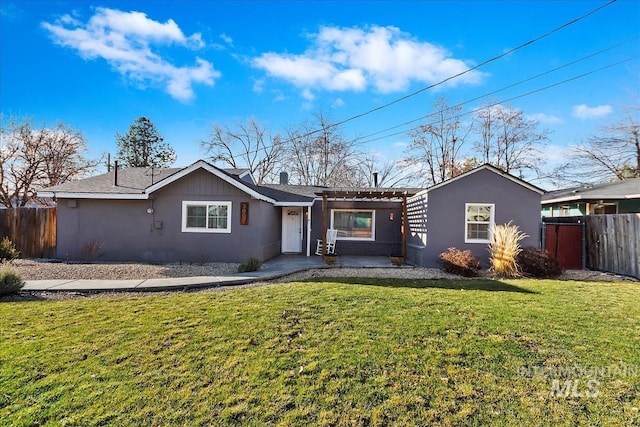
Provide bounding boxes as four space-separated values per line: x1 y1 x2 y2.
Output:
318 189 415 260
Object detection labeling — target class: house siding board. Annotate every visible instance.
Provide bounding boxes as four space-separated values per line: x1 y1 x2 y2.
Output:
619 199 640 213
311 200 403 256
56 170 281 263
408 168 541 268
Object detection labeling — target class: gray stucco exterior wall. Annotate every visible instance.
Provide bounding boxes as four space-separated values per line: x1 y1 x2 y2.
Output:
406 168 542 268
310 199 404 256
56 169 281 263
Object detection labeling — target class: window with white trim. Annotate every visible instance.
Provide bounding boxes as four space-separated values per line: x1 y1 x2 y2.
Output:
182 201 232 233
331 209 375 240
465 203 494 243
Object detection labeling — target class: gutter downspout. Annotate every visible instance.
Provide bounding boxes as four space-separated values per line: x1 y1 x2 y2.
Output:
306 204 312 257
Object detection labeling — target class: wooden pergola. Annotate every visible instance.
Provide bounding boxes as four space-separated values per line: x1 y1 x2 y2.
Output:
317 189 416 258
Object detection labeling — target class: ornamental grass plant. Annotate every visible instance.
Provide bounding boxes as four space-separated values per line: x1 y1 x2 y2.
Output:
0 267 25 296
489 221 528 278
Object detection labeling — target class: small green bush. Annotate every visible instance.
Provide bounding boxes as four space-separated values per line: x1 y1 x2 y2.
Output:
238 257 261 273
0 237 20 261
0 268 25 296
517 247 563 278
438 247 481 277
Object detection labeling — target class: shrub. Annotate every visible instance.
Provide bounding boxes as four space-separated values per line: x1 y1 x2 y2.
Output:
0 268 25 296
489 222 528 279
517 247 563 278
79 240 104 262
0 237 20 261
238 257 261 273
438 247 481 277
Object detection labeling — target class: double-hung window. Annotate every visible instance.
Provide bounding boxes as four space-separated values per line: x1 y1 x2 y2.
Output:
331 209 375 240
182 201 232 233
465 203 494 243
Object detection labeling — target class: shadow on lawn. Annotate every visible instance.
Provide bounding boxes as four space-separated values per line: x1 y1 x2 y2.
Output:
302 277 537 294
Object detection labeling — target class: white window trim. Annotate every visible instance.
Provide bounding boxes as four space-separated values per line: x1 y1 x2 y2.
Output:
182 201 232 233
331 209 376 241
464 203 495 244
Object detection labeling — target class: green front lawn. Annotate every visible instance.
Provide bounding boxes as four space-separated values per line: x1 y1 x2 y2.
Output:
1 278 639 426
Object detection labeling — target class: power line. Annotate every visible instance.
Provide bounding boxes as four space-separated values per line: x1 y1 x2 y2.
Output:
209 0 620 159
324 0 618 130
349 36 639 144
354 55 639 146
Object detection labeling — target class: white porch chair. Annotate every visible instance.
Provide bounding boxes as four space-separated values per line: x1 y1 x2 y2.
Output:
315 228 338 255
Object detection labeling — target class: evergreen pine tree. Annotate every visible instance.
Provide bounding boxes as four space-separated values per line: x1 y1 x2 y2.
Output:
116 117 176 168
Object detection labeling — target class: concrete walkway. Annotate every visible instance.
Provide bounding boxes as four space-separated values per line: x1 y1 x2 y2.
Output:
23 255 407 293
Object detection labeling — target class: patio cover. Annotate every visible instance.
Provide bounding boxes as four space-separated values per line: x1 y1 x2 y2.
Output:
316 189 418 257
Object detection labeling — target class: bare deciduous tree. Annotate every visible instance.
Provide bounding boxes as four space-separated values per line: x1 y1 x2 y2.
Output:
282 112 364 187
202 112 413 188
558 109 639 184
404 98 471 186
0 117 97 207
472 103 548 177
201 118 284 184
358 154 414 188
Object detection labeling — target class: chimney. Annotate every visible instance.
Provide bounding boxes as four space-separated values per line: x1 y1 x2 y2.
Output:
114 160 119 186
373 172 379 188
280 172 289 185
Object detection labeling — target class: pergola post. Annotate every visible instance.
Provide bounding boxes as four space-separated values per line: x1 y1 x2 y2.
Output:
321 193 328 256
402 194 408 258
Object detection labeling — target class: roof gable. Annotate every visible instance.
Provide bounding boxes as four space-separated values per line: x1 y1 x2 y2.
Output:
145 160 275 203
414 164 545 197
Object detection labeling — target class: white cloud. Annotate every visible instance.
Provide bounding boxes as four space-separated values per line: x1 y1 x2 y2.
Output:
301 88 315 101
42 7 219 101
332 97 345 108
219 33 234 46
252 78 265 93
527 113 563 125
572 104 613 120
543 144 573 164
271 90 286 102
253 25 484 96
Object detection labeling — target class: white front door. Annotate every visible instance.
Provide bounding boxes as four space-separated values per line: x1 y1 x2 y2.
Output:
282 207 302 253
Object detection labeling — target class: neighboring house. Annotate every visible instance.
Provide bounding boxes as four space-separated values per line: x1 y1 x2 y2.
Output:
541 178 640 217
406 164 544 268
38 160 543 266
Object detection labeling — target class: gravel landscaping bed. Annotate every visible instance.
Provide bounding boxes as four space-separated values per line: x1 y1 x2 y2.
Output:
4 258 240 280
1 258 635 302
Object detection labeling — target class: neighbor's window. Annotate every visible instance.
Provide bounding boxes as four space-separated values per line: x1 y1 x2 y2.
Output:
331 209 375 240
592 203 617 215
465 203 494 243
182 201 232 233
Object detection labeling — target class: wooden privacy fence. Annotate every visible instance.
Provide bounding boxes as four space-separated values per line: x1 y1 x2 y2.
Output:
0 208 57 258
585 214 640 279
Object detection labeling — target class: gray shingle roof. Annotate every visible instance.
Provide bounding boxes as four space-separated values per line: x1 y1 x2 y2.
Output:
542 178 640 203
38 161 420 204
40 167 183 194
38 164 314 203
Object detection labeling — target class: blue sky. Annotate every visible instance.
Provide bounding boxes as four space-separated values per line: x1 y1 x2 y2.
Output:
1 1 639 188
